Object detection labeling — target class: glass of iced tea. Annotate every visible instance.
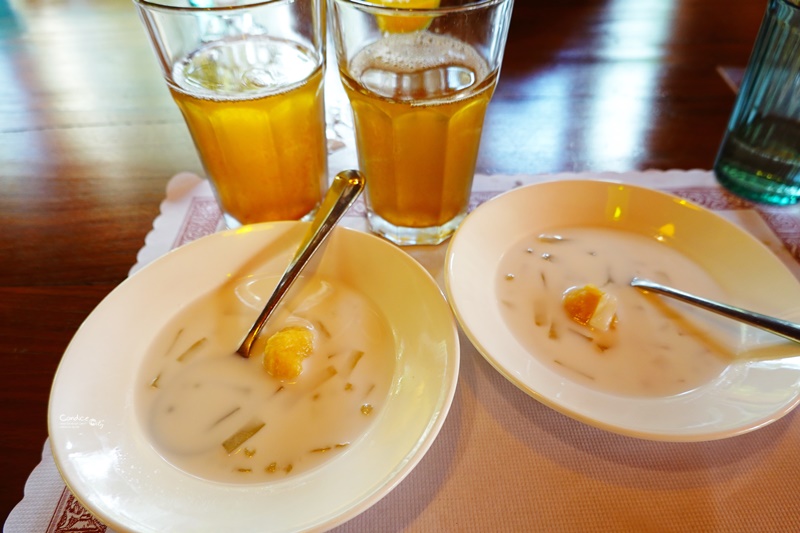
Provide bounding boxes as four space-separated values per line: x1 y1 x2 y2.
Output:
133 0 328 227
330 0 513 245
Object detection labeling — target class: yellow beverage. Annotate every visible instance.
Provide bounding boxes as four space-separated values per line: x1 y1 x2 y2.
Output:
169 36 327 225
371 0 441 33
340 32 496 233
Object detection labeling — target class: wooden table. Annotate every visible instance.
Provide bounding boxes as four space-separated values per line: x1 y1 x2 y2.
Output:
0 0 764 524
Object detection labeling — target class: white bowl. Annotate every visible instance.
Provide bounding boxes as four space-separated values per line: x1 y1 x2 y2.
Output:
49 222 459 532
445 178 800 441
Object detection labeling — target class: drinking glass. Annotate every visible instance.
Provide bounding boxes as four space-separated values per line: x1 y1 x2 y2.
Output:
713 0 800 205
134 0 328 227
330 0 514 245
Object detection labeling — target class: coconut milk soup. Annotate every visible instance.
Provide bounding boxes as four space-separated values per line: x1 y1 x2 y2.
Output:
136 274 395 484
497 227 738 397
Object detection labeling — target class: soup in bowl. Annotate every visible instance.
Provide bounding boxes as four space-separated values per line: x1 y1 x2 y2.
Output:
49 222 459 532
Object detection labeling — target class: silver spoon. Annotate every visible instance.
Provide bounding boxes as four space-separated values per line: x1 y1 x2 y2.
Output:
236 169 366 358
630 277 800 344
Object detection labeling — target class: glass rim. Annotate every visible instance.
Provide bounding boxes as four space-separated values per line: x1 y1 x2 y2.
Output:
132 0 297 14
331 0 512 15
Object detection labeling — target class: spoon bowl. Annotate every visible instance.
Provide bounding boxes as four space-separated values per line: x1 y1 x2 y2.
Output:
631 277 800 344
236 169 365 357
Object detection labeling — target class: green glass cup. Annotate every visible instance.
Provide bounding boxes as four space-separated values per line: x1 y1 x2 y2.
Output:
714 0 800 205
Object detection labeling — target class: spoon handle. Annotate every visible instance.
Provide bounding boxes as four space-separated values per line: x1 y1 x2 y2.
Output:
630 277 800 344
236 170 366 357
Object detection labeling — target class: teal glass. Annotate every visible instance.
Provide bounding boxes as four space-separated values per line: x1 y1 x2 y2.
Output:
714 0 800 205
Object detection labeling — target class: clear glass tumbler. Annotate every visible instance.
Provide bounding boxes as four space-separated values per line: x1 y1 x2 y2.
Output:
713 0 800 206
134 0 328 227
330 0 514 245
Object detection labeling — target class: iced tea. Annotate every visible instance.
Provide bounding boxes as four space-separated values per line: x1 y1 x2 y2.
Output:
170 36 327 225
339 32 496 243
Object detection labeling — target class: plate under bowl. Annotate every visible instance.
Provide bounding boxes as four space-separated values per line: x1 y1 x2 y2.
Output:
49 222 459 532
445 178 800 441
